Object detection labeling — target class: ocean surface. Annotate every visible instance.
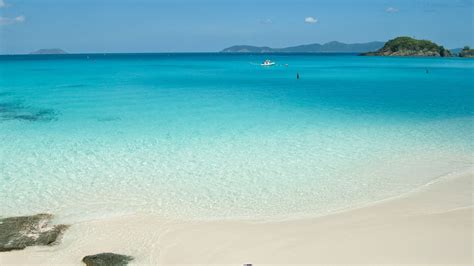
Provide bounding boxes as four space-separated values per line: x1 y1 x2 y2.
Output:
0 54 473 222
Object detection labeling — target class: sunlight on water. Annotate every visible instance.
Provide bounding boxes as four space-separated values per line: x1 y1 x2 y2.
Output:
0 54 473 221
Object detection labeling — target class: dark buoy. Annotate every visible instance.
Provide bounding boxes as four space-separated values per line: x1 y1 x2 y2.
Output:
296 72 300 79
426 69 429 74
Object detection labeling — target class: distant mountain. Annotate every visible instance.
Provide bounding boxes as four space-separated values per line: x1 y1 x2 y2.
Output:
30 49 67 55
221 45 274 53
221 41 385 53
449 47 474 57
450 48 463 55
362 37 452 57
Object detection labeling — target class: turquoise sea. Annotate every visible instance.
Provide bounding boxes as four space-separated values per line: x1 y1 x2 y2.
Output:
0 54 473 222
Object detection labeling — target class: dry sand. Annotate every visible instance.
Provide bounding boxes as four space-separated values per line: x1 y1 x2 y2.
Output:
1 168 472 265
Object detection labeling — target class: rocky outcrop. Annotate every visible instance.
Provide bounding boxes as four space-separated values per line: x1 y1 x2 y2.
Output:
0 213 69 252
82 253 134 266
363 37 452 57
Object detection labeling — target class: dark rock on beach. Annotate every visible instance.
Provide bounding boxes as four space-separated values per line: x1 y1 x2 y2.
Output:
0 213 69 252
82 253 134 266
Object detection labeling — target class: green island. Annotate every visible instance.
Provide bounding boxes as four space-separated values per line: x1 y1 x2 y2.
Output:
459 46 474 58
363 36 452 57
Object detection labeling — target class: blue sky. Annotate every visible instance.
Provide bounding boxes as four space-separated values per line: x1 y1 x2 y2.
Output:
0 0 473 53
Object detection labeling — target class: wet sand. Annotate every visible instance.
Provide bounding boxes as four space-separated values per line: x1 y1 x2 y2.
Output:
1 168 472 265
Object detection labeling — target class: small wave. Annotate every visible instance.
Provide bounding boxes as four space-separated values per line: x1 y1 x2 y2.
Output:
56 84 87 88
96 116 121 122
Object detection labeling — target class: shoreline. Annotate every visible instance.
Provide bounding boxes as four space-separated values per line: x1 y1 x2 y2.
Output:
1 167 472 265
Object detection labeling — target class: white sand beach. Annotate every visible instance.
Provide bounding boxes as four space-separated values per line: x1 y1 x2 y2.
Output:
1 167 472 265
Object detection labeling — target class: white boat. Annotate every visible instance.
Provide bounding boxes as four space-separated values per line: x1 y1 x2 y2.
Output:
261 60 275 66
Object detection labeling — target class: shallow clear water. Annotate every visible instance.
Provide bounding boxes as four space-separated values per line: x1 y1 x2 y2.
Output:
0 54 473 221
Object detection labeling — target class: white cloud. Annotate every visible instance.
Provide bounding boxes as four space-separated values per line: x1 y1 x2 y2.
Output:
0 0 5 8
304 17 318 24
260 18 273 24
0 15 26 26
15 15 25 22
386 7 399 13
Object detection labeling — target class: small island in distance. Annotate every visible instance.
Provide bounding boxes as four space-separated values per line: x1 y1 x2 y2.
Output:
221 41 385 53
25 39 473 58
222 37 473 58
362 36 452 57
30 49 67 55
458 46 474 57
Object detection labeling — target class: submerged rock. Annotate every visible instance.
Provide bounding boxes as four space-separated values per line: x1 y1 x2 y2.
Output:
13 109 58 122
82 253 134 266
0 101 58 122
0 213 69 252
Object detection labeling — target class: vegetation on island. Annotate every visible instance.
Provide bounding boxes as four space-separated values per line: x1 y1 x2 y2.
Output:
459 46 474 58
363 37 452 57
